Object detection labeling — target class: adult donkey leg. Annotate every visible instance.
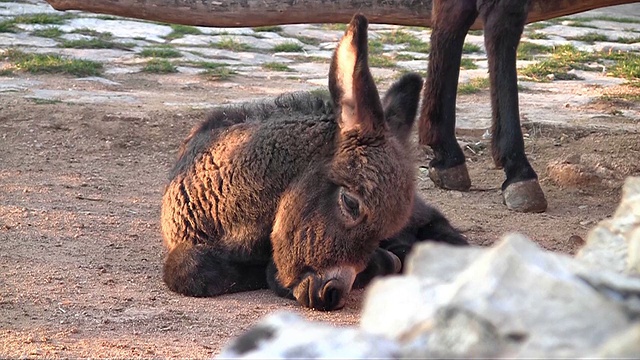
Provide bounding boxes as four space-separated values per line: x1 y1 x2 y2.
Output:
480 0 547 213
419 0 478 191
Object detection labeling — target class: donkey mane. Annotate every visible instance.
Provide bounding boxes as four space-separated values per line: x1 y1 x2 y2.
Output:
170 91 334 180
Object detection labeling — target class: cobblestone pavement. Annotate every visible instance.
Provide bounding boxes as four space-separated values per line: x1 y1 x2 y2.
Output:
1 0 640 132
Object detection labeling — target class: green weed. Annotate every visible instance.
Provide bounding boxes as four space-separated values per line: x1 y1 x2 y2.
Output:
253 26 283 33
272 42 303 52
213 38 250 51
3 49 103 76
165 24 202 40
458 77 490 94
142 59 177 73
517 42 552 60
262 62 292 71
32 27 63 38
460 58 478 70
14 13 72 25
139 47 182 58
462 43 481 53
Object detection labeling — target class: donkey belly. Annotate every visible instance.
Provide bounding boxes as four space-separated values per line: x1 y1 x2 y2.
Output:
160 169 277 264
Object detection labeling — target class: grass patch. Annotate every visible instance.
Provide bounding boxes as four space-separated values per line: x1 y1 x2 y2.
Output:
518 45 593 81
460 58 478 70
192 61 229 69
468 29 484 36
564 20 599 29
395 53 417 61
462 43 481 53
379 30 430 53
0 19 16 33
609 53 640 80
253 26 283 33
571 16 640 24
201 67 236 81
3 49 103 76
65 30 138 50
165 24 202 40
369 54 396 68
406 40 430 53
60 37 135 50
272 42 303 52
527 32 549 40
71 28 104 37
142 59 177 73
519 44 640 82
13 13 72 25
567 32 608 44
139 47 182 58
458 77 490 94
32 27 63 38
262 62 292 71
0 68 14 76
369 39 384 55
213 38 250 51
517 42 552 60
615 36 640 44
293 35 321 46
322 23 348 31
95 15 121 21
379 30 419 44
30 98 62 105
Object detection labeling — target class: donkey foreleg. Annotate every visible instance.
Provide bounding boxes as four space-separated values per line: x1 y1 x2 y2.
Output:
480 0 547 212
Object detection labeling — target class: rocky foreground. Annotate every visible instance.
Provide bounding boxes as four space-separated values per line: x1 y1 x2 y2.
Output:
218 177 640 358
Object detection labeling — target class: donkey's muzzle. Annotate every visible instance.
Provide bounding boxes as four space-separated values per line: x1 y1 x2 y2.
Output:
292 266 357 311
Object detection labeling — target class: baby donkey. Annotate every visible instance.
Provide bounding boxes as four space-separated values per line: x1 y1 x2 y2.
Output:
161 14 468 311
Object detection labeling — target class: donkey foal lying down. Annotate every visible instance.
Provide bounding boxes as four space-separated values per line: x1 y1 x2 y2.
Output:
160 14 468 311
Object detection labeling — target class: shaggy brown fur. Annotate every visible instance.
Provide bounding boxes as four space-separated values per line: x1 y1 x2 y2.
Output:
161 14 467 311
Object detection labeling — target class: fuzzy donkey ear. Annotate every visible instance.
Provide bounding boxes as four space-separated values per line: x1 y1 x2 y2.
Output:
328 14 384 134
381 72 424 144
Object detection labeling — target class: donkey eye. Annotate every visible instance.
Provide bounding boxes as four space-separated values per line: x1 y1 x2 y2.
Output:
339 188 361 220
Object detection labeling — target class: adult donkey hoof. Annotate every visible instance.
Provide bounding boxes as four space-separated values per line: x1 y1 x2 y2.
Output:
429 163 471 191
502 179 547 213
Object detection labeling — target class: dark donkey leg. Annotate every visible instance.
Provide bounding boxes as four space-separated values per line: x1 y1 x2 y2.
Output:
419 0 478 191
480 0 547 212
163 242 268 297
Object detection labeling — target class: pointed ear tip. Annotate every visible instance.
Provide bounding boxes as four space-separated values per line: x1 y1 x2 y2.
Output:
393 72 424 90
350 13 369 30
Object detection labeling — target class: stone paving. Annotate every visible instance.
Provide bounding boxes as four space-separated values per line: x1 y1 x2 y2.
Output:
1 0 640 131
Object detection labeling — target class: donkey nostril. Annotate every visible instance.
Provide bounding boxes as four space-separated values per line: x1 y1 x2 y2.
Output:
321 280 344 311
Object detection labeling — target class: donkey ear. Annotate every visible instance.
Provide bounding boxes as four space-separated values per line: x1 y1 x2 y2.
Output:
381 72 424 144
328 14 384 134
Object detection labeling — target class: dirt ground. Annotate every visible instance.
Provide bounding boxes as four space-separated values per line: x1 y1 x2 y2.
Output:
1 72 639 359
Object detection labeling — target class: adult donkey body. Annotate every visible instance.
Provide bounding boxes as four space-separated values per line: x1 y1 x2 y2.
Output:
420 0 638 213
161 14 467 312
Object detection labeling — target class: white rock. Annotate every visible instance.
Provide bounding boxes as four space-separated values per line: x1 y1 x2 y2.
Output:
0 33 58 47
0 2 61 16
577 176 640 275
216 311 400 359
58 18 172 43
361 234 639 357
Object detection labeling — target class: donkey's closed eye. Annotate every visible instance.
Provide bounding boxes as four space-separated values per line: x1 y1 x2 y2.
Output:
339 188 362 223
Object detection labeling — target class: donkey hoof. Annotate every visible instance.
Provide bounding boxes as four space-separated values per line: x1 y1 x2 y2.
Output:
503 179 548 213
429 163 471 191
